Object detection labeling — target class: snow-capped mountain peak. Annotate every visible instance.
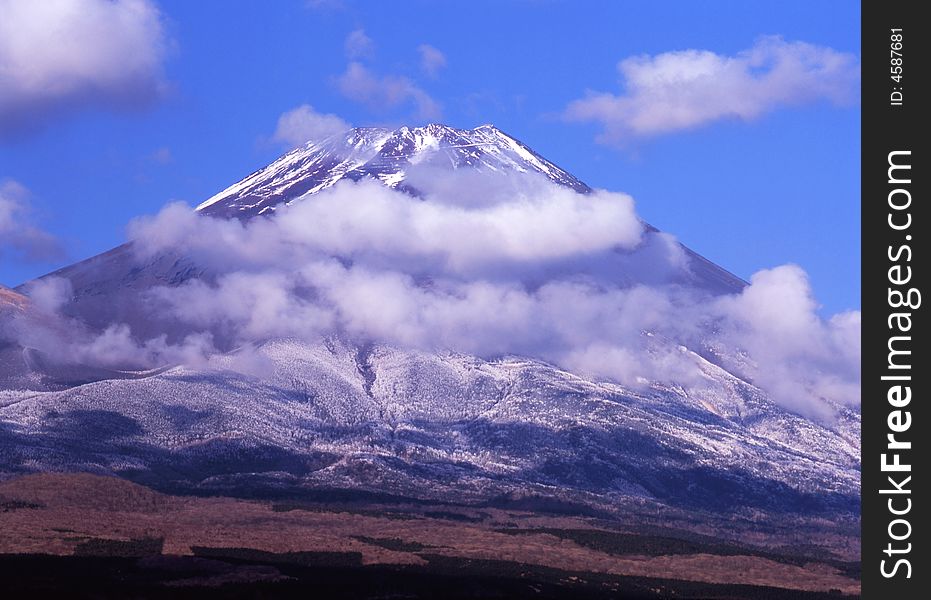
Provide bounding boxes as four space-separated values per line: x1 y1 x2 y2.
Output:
196 124 590 217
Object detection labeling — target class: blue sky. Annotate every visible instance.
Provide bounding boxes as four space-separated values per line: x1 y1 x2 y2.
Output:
0 0 860 314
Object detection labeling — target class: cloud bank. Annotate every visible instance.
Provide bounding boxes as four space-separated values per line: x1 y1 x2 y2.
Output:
119 173 857 418
0 179 64 262
0 0 171 139
564 36 860 143
7 170 858 420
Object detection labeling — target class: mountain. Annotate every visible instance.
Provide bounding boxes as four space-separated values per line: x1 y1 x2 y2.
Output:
1 286 40 389
0 285 26 308
0 125 859 550
0 335 860 513
196 124 591 217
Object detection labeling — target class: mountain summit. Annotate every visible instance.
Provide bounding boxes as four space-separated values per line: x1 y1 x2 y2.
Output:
196 124 590 217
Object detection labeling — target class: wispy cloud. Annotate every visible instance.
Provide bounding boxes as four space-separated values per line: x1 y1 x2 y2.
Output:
149 147 174 165
564 36 859 143
0 179 64 262
418 44 447 77
272 104 351 147
0 0 172 139
336 61 441 121
332 29 442 121
344 28 374 59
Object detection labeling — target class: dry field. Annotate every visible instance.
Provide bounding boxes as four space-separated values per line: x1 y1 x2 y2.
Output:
0 473 859 598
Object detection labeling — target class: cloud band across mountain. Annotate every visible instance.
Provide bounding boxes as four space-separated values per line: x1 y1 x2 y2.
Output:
116 172 860 420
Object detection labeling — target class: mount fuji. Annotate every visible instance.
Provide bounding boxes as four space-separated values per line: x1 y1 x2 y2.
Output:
0 125 859 548
197 124 593 216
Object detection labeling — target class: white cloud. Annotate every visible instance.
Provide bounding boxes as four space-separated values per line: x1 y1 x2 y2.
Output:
0 179 64 261
336 61 442 121
130 176 644 275
564 36 860 143
272 104 351 147
20 276 72 314
0 0 171 138
344 28 374 59
70 324 215 369
418 44 447 77
712 265 860 417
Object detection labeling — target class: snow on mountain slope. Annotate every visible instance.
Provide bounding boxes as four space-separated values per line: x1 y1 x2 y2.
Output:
0 338 859 517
